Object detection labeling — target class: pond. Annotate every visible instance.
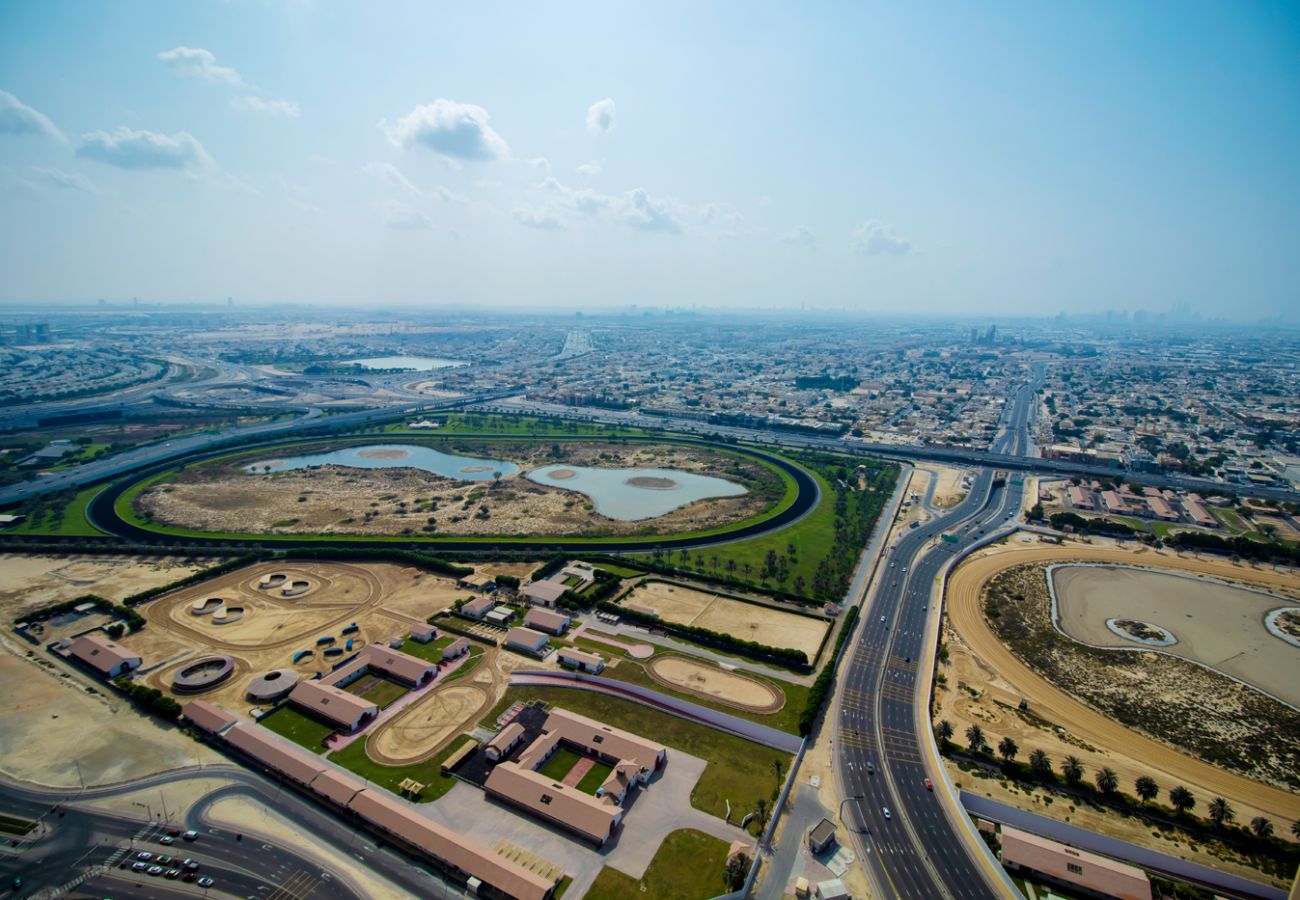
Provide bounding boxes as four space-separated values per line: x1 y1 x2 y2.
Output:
246 444 518 481
527 464 746 521
343 355 466 371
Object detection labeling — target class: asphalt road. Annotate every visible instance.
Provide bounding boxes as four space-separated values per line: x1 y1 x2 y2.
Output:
831 382 1035 899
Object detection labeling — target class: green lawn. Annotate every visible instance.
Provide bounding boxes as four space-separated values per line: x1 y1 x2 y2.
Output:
356 678 409 709
258 706 335 752
576 761 614 795
439 646 486 685
6 483 107 536
581 561 645 578
483 689 790 830
397 634 457 664
598 655 809 736
327 733 473 802
586 829 732 900
571 636 652 659
538 747 584 781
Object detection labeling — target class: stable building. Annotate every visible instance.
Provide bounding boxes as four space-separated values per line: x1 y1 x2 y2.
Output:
461 596 496 619
999 826 1151 900
458 573 496 593
67 633 142 679
556 647 605 674
520 580 567 608
287 680 379 733
523 608 571 636
485 722 526 763
410 624 438 643
503 627 551 657
442 636 470 660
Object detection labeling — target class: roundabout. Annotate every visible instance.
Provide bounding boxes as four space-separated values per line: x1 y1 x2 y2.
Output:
87 432 821 552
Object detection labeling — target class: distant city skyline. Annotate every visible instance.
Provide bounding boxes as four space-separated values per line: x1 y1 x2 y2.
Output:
1 2 1297 316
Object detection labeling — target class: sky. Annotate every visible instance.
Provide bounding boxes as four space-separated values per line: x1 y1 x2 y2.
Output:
0 1 1297 317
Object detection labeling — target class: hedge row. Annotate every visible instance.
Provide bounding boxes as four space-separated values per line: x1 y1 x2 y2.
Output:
798 606 859 736
557 568 622 611
1171 529 1300 565
269 547 473 578
113 678 182 720
17 593 145 633
598 600 809 671
1049 511 1137 537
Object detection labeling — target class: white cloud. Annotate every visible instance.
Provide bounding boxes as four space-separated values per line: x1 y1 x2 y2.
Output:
31 167 97 193
586 97 616 135
781 225 817 246
363 161 423 197
76 127 214 172
513 207 564 230
381 99 510 162
576 160 602 178
527 157 551 172
0 89 63 141
382 201 431 230
234 95 300 117
701 203 743 229
622 187 680 233
851 219 913 256
157 46 245 87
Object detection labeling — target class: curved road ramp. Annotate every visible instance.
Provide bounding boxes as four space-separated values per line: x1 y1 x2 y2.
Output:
509 670 802 754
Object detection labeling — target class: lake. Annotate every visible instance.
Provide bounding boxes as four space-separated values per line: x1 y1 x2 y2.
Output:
246 444 517 481
527 464 746 521
344 356 466 371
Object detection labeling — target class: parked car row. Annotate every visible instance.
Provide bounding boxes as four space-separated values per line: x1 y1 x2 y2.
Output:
128 833 213 888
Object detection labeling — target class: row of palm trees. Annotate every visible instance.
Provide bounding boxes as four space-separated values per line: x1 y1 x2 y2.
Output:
936 720 1297 841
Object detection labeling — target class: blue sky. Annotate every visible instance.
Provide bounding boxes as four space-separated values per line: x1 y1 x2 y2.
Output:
1 1 1297 316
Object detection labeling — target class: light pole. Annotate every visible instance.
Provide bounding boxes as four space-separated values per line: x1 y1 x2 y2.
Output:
839 794 865 832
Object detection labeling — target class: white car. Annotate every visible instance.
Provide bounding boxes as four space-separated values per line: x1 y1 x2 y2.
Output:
882 806 892 820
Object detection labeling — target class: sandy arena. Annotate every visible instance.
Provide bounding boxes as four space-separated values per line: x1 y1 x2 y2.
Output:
940 540 1300 834
645 654 783 712
623 581 828 659
368 684 489 765
1051 563 1300 707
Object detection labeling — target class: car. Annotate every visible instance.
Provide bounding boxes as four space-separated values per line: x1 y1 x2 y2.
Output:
182 830 199 841
866 761 874 774
881 806 892 819
165 869 181 879
132 862 148 872
904 656 911 663
147 866 164 876
182 860 199 871
10 879 19 891
135 851 153 861
891 580 896 587
157 855 172 865
167 828 181 837
925 777 934 790
889 562 895 568
198 877 215 887
160 835 175 845
880 615 886 622
183 872 198 883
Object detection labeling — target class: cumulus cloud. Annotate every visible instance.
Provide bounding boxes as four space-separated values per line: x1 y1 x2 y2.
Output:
382 201 430 230
76 127 214 171
576 160 602 178
701 203 743 230
586 97 616 134
31 167 97 193
851 219 913 256
0 89 63 140
234 95 300 117
157 46 245 86
381 99 510 162
781 225 817 246
622 187 681 233
513 207 564 230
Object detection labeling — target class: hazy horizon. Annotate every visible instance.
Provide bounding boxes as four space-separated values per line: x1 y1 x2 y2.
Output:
2 2 1297 317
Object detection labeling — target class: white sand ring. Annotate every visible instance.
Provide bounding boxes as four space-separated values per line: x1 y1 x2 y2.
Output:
191 597 223 616
281 579 313 597
1264 607 1300 649
1104 617 1176 647
259 572 289 589
212 605 245 625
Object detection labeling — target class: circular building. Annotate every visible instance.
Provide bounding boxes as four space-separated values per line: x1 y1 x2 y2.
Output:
172 656 236 694
246 668 300 702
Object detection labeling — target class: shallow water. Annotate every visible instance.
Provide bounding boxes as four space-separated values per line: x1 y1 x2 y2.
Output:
343 355 465 371
527 464 746 520
246 444 517 480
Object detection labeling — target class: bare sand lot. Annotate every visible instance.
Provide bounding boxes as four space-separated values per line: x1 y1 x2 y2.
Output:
369 684 488 765
623 581 828 659
1051 564 1300 707
0 554 209 620
646 655 782 712
940 541 1300 830
138 440 780 538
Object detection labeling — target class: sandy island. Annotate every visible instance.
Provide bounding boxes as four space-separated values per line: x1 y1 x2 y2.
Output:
458 465 493 473
357 449 410 460
546 468 576 480
625 476 678 490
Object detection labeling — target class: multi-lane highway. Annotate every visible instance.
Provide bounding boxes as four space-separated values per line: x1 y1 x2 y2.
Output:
831 381 1035 899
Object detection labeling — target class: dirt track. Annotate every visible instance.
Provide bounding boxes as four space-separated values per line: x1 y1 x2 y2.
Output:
944 542 1300 825
645 654 784 712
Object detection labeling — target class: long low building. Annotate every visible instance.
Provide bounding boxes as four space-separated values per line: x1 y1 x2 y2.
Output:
1000 825 1151 900
66 633 142 679
182 701 555 900
484 761 624 845
287 680 379 733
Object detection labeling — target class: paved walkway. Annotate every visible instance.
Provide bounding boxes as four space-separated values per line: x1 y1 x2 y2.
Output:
420 749 746 899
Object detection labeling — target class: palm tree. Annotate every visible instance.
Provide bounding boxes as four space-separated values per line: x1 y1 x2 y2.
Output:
965 724 985 753
1169 786 1196 816
1061 756 1084 786
1292 818 1300 840
1207 797 1235 828
936 720 953 741
1134 776 1158 805
997 737 1019 763
1249 817 1273 840
755 799 770 834
772 759 784 787
1028 749 1052 778
1096 767 1119 796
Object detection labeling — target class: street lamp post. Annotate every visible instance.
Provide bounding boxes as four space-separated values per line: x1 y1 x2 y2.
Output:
839 795 865 832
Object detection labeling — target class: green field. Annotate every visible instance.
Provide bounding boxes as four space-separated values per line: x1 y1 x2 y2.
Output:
396 634 458 664
355 678 409 709
537 747 583 781
576 761 614 795
258 706 335 752
586 828 732 900
6 483 107 536
328 733 472 802
483 689 789 831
